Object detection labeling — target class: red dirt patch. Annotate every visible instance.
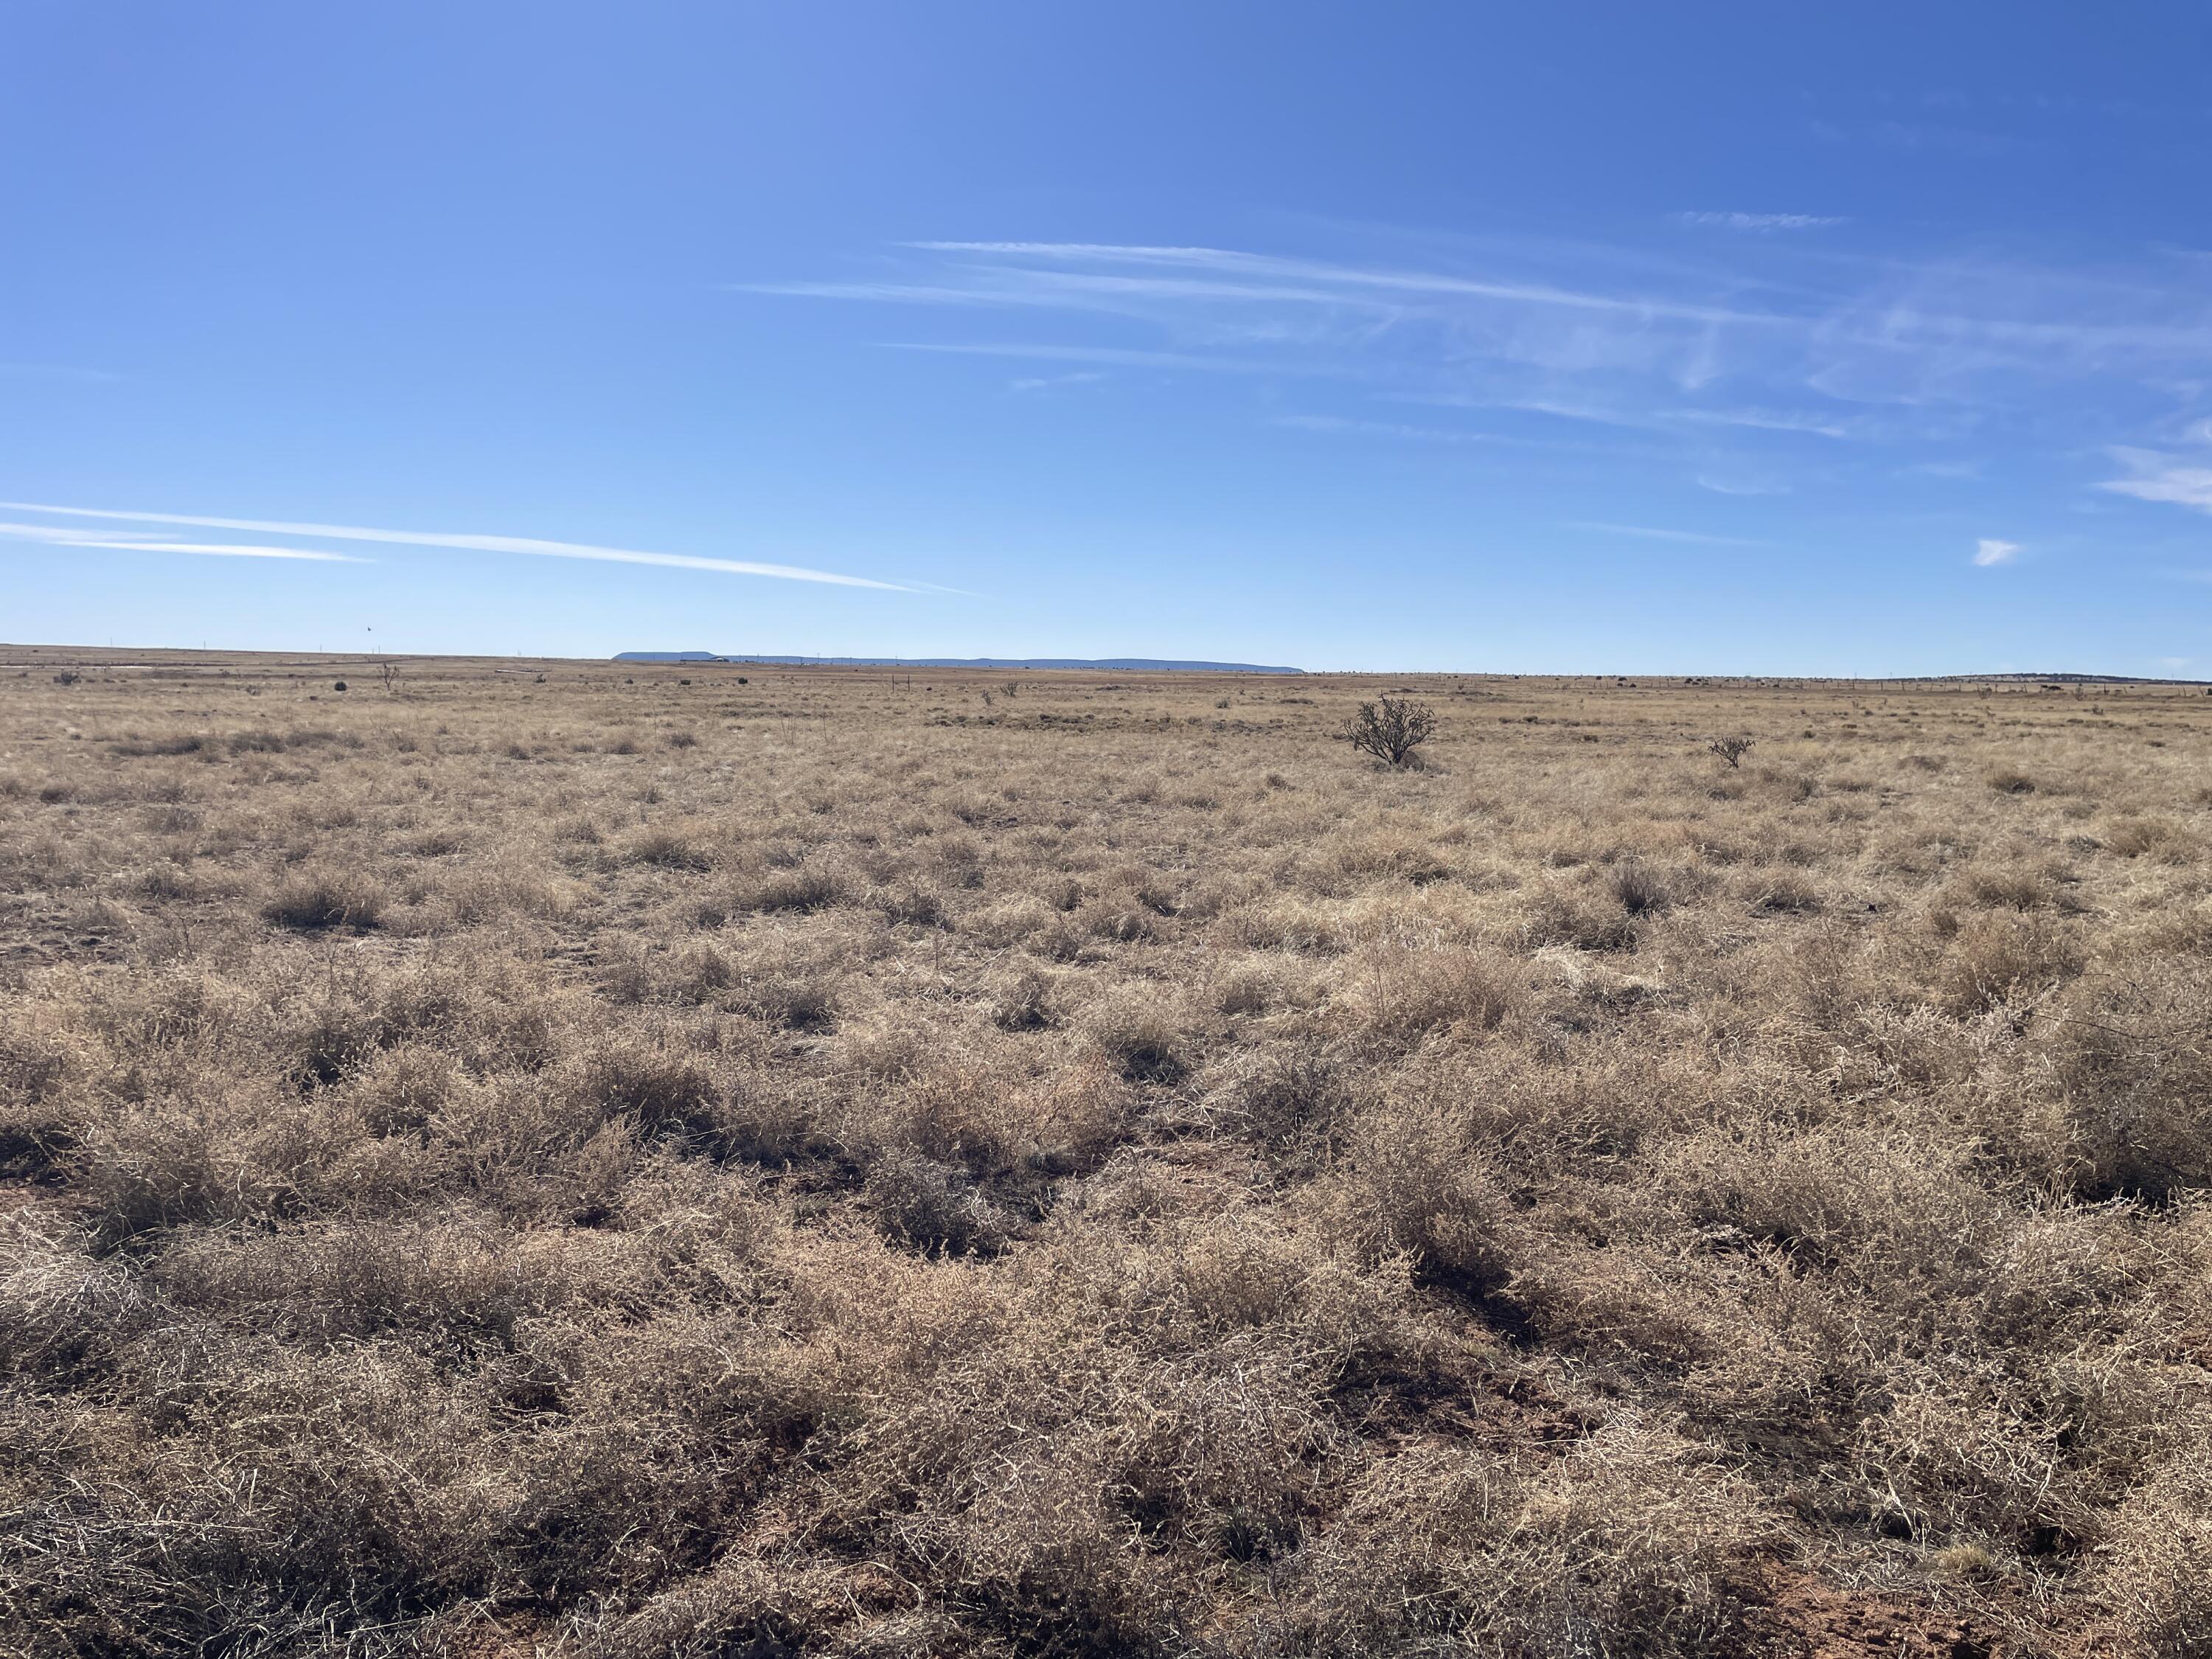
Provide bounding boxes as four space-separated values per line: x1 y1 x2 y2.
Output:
1752 1566 2002 1659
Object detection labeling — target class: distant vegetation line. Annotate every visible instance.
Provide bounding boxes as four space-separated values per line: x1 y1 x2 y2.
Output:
612 652 1307 673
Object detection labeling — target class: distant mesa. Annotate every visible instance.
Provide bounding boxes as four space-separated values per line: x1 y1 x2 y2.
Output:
612 652 1306 674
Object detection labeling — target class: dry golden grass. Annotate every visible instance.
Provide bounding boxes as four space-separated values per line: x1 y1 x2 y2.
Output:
3 645 2211 1657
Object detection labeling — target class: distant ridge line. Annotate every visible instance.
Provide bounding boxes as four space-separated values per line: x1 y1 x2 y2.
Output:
612 652 1305 674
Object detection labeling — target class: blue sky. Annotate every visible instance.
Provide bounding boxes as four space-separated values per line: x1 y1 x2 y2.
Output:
7 2 2212 673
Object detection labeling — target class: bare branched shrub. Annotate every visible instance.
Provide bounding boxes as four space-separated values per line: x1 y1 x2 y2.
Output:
1707 734 1754 768
1340 696 1435 767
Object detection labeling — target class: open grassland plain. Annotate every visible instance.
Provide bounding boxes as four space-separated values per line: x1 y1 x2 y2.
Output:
3 647 2211 1658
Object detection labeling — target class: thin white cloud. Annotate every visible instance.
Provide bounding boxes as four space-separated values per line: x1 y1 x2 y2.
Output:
72 539 361 563
1973 538 2022 566
1405 392 1850 439
736 280 1022 306
1676 212 1846 232
0 501 916 590
899 240 1799 328
0 361 122 383
1695 475 1790 496
0 521 364 562
1402 392 1663 431
1565 521 1770 546
1672 407 1851 439
1275 414 1498 444
1273 413 1630 454
885 341 1315 375
2098 446 2212 513
1010 370 1108 392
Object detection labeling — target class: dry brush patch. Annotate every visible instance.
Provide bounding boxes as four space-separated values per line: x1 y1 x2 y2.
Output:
1 650 2210 1656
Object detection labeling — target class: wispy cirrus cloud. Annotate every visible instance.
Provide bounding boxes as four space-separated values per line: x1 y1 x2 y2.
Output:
1565 521 1770 547
1274 412 1661 457
883 341 1315 375
1672 406 1851 438
764 237 2212 413
1973 538 2022 566
1402 389 1854 442
1675 212 1846 232
1276 413 1492 442
0 501 919 590
751 234 2212 535
899 240 1798 328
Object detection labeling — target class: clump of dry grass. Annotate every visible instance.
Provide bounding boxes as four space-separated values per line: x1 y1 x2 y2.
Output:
2 650 2210 1655
2101 1444 2212 1656
262 868 387 930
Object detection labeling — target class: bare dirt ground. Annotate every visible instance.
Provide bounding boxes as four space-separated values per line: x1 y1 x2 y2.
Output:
2 645 2208 1656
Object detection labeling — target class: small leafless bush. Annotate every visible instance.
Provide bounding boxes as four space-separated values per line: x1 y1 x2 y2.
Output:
1707 734 1753 768
1341 696 1436 767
